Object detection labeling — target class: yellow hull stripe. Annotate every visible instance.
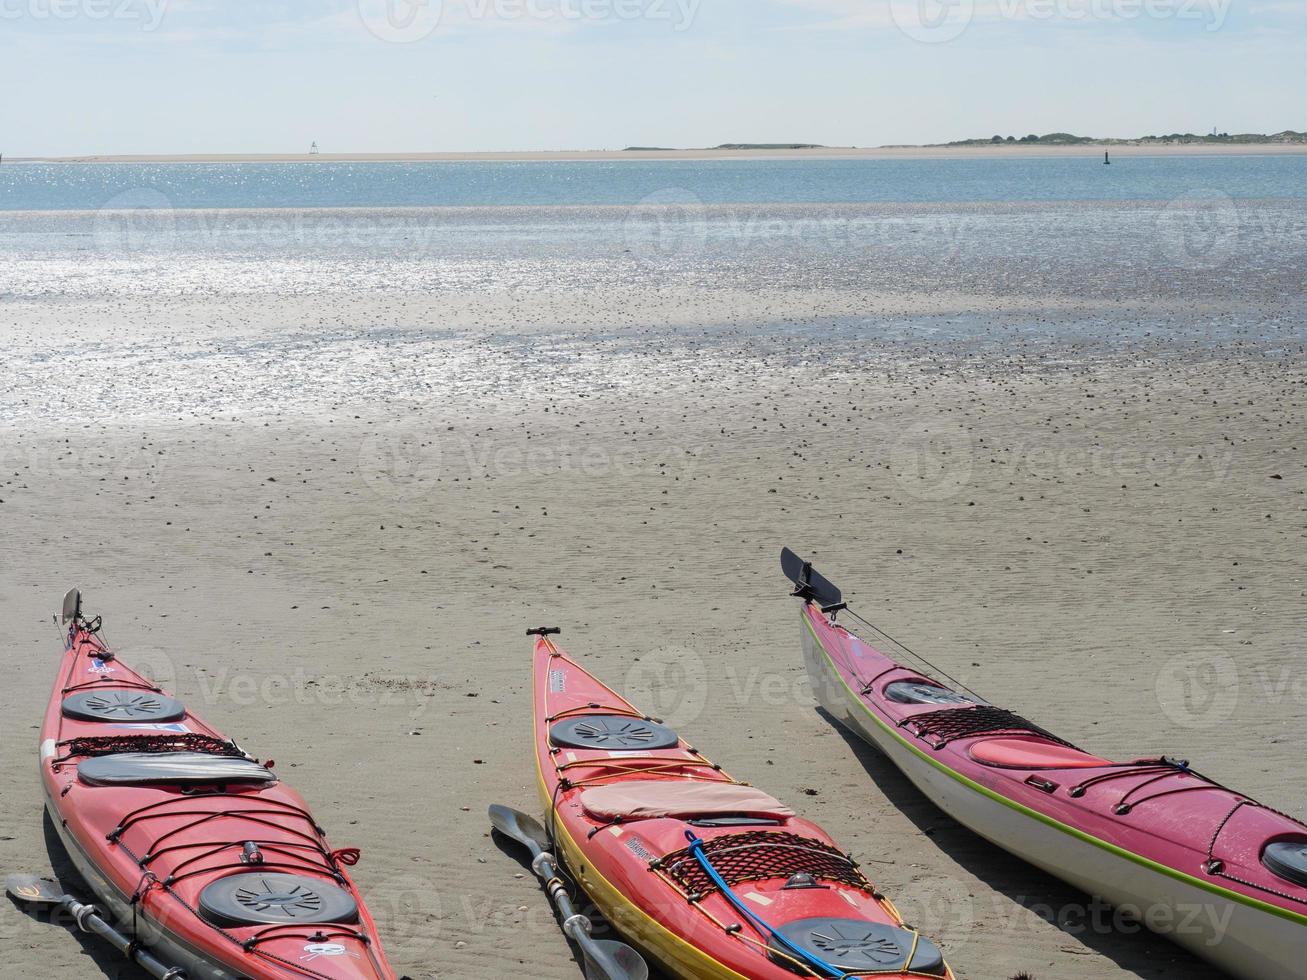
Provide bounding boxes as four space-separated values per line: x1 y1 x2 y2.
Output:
803 612 1307 929
534 680 750 979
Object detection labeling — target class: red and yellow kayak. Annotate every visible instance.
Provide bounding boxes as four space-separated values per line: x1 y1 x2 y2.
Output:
532 629 956 980
40 592 398 980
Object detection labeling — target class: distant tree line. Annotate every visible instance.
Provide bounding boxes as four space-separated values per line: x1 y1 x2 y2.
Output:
950 130 1306 146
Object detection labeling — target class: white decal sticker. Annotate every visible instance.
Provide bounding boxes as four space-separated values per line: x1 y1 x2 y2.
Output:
302 942 356 961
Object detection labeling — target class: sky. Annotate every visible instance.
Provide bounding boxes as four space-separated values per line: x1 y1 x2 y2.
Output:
1 0 1303 155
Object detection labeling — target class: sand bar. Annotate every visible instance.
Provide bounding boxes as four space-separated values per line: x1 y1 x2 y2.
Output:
15 143 1307 164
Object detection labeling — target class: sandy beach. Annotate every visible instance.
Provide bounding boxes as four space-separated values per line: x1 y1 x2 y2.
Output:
8 0 1307 968
2 260 1304 978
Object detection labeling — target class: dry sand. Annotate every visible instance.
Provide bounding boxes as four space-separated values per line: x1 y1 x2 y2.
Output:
1 289 1304 980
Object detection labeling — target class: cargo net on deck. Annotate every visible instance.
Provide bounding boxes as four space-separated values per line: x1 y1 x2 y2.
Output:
56 733 246 761
904 705 1080 750
656 831 873 900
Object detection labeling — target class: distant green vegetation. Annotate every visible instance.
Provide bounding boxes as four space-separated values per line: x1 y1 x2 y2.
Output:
945 130 1307 146
624 132 1307 152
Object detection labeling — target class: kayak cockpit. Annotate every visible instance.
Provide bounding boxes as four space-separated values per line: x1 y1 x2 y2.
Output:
580 781 795 823
968 737 1111 770
77 751 276 787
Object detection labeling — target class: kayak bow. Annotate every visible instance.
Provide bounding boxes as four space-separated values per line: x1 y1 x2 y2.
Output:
529 627 957 980
37 590 399 980
781 548 1307 980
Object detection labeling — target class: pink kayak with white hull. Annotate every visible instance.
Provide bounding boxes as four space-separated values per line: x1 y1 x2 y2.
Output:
781 548 1307 980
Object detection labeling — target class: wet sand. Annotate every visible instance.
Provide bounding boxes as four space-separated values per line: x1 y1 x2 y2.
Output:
1 284 1304 980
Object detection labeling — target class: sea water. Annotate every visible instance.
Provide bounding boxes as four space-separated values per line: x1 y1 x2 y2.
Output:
1 155 1306 211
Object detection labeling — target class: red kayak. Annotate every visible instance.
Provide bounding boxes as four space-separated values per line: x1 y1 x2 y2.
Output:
531 628 957 980
782 548 1307 980
38 591 398 980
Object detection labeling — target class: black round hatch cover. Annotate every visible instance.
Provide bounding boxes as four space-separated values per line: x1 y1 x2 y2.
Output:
1263 841 1307 888
884 682 976 706
198 873 359 928
767 918 947 976
550 715 679 751
62 690 186 723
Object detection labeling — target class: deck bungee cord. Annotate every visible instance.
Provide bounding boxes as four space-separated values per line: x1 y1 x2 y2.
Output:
681 831 924 979
823 587 1307 854
789 550 1307 847
60 620 381 980
842 607 983 705
539 639 750 936
649 829 928 979
27 590 400 980
523 625 956 980
782 547 1307 980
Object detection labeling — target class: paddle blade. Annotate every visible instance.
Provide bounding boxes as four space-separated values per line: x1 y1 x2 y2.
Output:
6 875 71 907
582 938 650 980
780 548 843 608
61 589 82 626
488 804 551 855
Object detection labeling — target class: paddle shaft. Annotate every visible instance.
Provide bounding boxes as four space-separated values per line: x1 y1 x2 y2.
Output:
64 896 183 979
533 850 629 977
535 851 585 937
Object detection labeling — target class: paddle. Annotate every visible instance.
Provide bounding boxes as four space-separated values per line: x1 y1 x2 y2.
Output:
6 874 182 980
780 547 843 608
489 805 649 980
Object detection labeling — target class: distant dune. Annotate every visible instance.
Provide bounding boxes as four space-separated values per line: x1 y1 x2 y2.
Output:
933 129 1307 147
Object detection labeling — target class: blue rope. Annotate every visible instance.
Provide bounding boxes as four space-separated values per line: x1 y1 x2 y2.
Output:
683 831 853 979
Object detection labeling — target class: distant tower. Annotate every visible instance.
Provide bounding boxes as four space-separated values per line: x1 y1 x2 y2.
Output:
1104 151 1111 165
310 141 320 155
